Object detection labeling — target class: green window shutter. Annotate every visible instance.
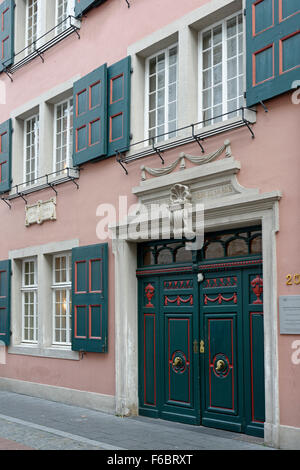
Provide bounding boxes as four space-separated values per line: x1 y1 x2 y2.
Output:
246 0 300 107
0 0 14 72
74 0 107 17
72 64 107 166
0 259 11 346
71 243 108 353
107 56 131 157
0 119 12 194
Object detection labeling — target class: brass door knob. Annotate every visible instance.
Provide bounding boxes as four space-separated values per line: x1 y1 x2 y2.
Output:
173 356 183 367
215 359 226 372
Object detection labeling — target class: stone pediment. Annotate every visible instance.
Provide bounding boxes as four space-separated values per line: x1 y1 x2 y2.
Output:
132 155 259 208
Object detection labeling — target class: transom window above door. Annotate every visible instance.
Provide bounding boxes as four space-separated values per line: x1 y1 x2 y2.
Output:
145 44 178 143
199 12 244 126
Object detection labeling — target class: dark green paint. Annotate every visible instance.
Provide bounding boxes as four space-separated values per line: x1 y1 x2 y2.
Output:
71 243 108 353
72 64 107 166
0 119 12 194
0 259 11 346
107 56 131 157
138 250 265 437
74 0 107 18
246 0 300 107
0 0 14 72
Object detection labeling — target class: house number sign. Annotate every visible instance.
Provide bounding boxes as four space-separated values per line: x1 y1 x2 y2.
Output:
286 274 300 285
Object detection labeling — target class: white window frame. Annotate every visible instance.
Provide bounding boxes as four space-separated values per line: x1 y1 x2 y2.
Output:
198 10 245 126
24 113 40 186
144 43 178 144
52 253 72 346
56 0 75 34
25 0 41 54
21 257 38 344
53 97 74 174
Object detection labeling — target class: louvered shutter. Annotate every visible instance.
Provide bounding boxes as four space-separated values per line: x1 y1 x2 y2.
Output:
0 119 12 193
107 56 131 157
246 0 300 107
74 0 107 17
0 260 11 346
0 0 14 72
73 64 107 165
71 243 108 353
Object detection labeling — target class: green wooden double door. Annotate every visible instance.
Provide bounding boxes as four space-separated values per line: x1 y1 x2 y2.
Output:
138 267 265 437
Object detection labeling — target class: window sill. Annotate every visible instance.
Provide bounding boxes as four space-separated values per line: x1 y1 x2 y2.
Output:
8 344 80 360
119 108 257 167
3 17 81 80
1 168 80 205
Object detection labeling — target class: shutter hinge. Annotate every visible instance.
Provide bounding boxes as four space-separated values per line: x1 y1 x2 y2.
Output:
244 91 247 99
243 8 246 16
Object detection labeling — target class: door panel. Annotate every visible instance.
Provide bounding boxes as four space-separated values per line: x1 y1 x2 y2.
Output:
160 274 200 424
206 315 237 414
242 269 265 437
138 273 200 424
166 315 192 406
200 270 244 432
139 277 160 418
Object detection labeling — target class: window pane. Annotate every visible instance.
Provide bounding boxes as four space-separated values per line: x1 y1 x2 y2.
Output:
203 89 211 109
203 31 211 50
203 69 211 89
228 78 237 100
227 17 237 38
213 25 222 45
203 50 211 69
168 83 176 103
227 37 237 58
228 57 237 79
213 44 222 65
147 46 178 143
149 57 156 75
149 93 156 111
213 64 222 85
169 47 177 65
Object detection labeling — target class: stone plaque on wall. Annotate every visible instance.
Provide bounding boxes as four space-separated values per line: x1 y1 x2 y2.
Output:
25 198 56 227
279 296 300 334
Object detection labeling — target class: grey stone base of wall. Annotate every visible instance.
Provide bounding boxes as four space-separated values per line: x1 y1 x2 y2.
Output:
0 377 115 415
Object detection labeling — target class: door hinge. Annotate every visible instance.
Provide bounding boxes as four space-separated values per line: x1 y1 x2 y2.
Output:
200 340 205 354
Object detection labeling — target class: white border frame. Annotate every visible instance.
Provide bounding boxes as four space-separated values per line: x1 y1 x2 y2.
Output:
144 43 179 143
198 10 245 125
9 239 79 360
23 113 40 186
21 257 38 344
52 97 73 174
52 252 72 346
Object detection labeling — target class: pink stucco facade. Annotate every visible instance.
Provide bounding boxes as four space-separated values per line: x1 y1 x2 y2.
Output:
0 0 299 448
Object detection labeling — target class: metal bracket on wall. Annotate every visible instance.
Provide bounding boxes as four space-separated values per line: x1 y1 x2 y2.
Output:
151 138 165 165
0 198 11 209
191 124 205 153
259 100 268 112
116 150 128 175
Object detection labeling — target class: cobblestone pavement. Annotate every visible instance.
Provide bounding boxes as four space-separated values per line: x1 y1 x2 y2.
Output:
0 391 273 451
